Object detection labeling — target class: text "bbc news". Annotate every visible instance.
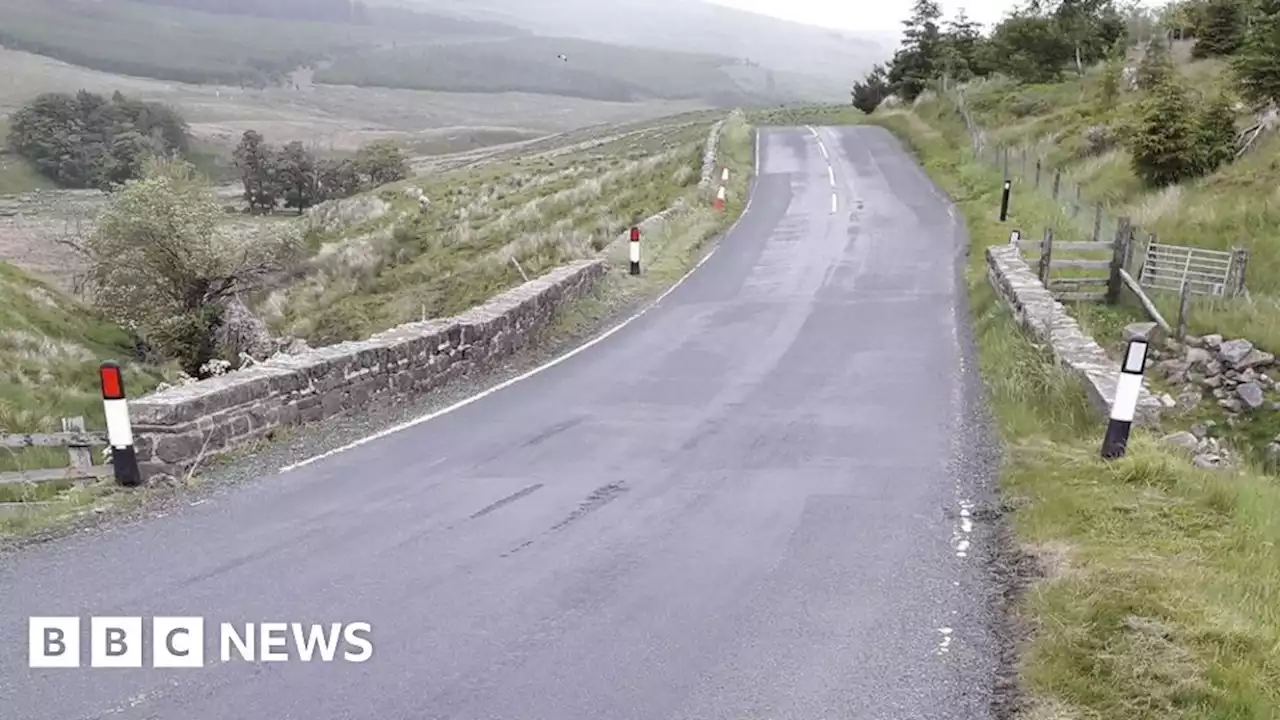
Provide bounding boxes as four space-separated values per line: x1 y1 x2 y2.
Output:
28 617 374 668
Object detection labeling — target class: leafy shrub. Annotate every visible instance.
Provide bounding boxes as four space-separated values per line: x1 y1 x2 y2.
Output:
6 90 190 190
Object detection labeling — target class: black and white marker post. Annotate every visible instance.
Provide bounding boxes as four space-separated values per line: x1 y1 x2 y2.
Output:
1101 339 1149 460
629 226 641 275
100 361 142 487
999 179 1012 221
1009 229 1021 246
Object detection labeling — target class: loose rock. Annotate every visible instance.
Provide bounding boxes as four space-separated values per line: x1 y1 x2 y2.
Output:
1237 348 1275 371
1193 454 1223 469
1185 347 1213 369
1123 322 1161 343
1161 431 1200 453
1237 381 1266 410
1219 338 1255 367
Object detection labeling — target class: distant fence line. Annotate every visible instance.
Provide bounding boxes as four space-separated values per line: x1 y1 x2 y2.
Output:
947 84 1250 337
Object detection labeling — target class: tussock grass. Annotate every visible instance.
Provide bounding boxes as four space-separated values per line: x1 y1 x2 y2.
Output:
0 261 173 511
0 110 749 539
867 105 1280 719
273 116 717 344
541 112 753 342
747 105 866 126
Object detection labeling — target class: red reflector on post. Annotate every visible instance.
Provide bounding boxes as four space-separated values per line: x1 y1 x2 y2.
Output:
630 227 639 242
100 362 124 400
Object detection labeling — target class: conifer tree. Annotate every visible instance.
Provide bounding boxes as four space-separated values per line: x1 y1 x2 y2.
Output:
1196 92 1239 173
888 0 944 101
1233 0 1280 107
1136 33 1173 89
1129 78 1201 185
1192 0 1244 57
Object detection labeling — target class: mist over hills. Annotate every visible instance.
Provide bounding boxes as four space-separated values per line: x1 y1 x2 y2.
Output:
400 0 891 99
0 0 891 107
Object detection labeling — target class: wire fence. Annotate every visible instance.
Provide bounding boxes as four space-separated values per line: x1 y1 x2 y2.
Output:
951 86 1251 304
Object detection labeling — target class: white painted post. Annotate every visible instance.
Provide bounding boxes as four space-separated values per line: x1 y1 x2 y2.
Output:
629 226 641 275
100 361 142 486
1101 339 1149 459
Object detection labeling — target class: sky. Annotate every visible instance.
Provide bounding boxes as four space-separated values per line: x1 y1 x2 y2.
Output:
705 0 1025 35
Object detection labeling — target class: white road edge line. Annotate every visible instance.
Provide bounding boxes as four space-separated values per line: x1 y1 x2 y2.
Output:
278 135 765 474
279 245 721 474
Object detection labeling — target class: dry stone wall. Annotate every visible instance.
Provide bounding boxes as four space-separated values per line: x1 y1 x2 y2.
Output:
127 113 735 478
698 115 730 190
129 260 605 476
986 244 1163 425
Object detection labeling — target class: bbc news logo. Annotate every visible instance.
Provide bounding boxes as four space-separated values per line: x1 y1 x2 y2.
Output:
29 617 373 668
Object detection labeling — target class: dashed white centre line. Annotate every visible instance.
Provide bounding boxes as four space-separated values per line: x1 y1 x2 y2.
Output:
830 192 838 214
827 166 835 186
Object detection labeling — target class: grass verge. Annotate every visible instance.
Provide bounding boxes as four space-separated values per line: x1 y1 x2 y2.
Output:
270 112 724 345
866 105 1280 719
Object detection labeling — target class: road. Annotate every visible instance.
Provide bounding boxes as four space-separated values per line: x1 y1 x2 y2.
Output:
1 125 999 720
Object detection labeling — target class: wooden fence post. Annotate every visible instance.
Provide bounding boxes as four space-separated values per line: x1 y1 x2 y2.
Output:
1231 247 1250 297
1176 279 1192 339
62 416 91 476
1038 227 1054 285
1052 170 1062 199
1021 148 1027 179
1072 184 1082 218
1107 216 1131 304
1034 159 1041 188
1002 146 1010 179
1091 203 1103 243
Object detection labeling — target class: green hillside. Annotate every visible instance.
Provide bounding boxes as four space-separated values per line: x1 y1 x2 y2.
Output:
315 36 779 104
0 0 430 87
0 0 797 105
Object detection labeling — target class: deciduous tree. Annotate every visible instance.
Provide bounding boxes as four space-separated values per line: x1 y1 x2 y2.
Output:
233 130 280 213
79 157 302 375
278 140 319 213
354 140 409 186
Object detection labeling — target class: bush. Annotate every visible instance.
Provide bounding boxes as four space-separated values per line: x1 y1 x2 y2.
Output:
1191 0 1243 58
1196 93 1239 174
1233 0 1280 108
80 157 302 376
1128 82 1239 186
1129 80 1203 186
354 140 409 186
6 90 190 190
148 306 224 376
1136 35 1173 90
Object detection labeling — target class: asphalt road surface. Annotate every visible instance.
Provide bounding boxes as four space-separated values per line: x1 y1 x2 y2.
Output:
1 125 999 720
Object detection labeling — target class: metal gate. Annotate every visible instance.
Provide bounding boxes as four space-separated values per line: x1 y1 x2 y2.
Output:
1138 242 1238 297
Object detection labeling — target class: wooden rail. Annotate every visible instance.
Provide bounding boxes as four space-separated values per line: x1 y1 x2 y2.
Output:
0 417 111 486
